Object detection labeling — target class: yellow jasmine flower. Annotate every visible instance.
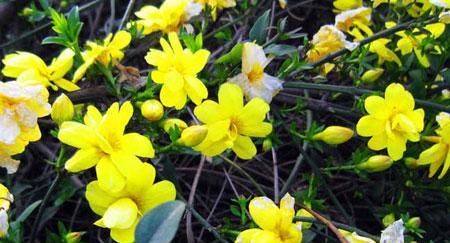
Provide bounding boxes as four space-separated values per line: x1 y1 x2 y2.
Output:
361 68 384 83
333 0 363 12
0 81 51 173
134 0 202 35
335 7 373 41
356 83 424 160
195 0 236 19
339 230 376 243
193 83 272 159
417 112 450 179
306 25 358 62
430 0 450 8
145 32 210 109
86 162 176 243
2 49 79 91
368 38 402 66
356 155 394 172
228 42 283 103
73 31 132 83
0 183 13 238
390 22 445 67
58 102 155 192
235 194 302 243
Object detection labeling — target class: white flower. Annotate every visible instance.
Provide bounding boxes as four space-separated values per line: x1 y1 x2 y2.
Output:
380 219 405 243
228 42 283 103
186 0 203 20
0 209 8 237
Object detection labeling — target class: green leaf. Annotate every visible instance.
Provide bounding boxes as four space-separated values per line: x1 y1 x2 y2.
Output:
264 44 298 56
16 200 42 223
135 200 186 243
42 36 68 47
249 9 271 44
215 43 243 65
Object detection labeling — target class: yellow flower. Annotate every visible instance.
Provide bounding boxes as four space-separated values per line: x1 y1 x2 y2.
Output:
339 230 376 243
177 125 208 147
368 38 402 66
307 25 358 62
361 68 384 83
228 42 283 103
335 7 373 41
73 31 131 83
313 126 354 145
356 83 424 160
51 93 74 126
417 112 450 179
403 0 433 17
235 194 302 243
86 161 176 243
58 102 155 192
390 22 445 67
356 155 394 172
145 32 210 109
279 0 287 9
430 0 450 8
0 183 13 238
140 99 164 121
193 83 272 159
333 0 363 12
2 49 79 91
134 0 203 35
195 0 236 19
0 81 51 173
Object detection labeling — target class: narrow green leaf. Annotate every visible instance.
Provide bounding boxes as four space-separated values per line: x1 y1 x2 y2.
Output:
135 200 186 243
264 44 298 56
249 10 271 44
16 200 42 223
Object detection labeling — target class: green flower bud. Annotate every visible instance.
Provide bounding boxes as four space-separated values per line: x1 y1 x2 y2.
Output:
406 217 421 229
382 213 395 227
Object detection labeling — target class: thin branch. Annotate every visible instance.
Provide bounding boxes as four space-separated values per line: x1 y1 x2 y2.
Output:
118 0 136 30
186 156 206 243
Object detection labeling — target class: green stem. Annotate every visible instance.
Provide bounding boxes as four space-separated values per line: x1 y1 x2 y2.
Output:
284 81 450 113
322 165 356 172
219 155 266 196
294 216 381 242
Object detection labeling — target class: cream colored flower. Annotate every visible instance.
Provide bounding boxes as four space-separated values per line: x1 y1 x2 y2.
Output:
380 219 405 243
335 7 373 40
228 43 283 103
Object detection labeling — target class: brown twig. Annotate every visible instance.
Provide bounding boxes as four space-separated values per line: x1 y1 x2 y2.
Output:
186 156 206 243
299 205 349 243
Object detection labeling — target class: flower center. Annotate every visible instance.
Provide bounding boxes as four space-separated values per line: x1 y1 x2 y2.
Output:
247 64 264 83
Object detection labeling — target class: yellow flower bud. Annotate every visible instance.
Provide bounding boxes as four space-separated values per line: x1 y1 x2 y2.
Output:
421 136 441 143
177 125 208 147
382 213 395 227
161 119 188 133
361 68 384 83
404 157 418 169
65 232 84 243
279 0 287 9
406 217 421 229
141 99 164 121
312 126 354 145
356 155 393 172
51 93 74 126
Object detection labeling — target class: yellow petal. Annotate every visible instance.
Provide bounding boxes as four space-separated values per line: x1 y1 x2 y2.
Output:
168 32 183 54
356 116 385 137
364 96 389 119
65 148 103 172
96 157 126 193
84 105 103 128
438 150 450 179
58 122 98 149
120 133 155 158
193 100 222 124
49 48 74 79
110 219 138 243
413 48 430 68
249 197 280 231
110 31 132 50
186 49 210 75
140 180 176 213
385 83 414 113
367 133 388 150
417 143 447 166
232 135 257 159
103 198 138 229
52 78 80 92
387 133 407 160
184 76 208 105
85 181 119 215
160 83 187 109
219 83 244 117
237 98 271 137
235 229 265 243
